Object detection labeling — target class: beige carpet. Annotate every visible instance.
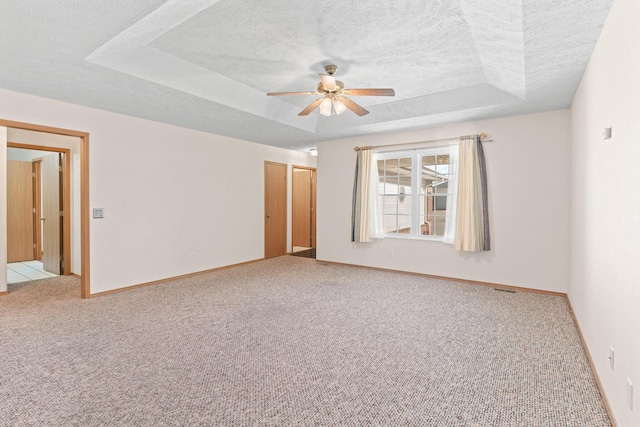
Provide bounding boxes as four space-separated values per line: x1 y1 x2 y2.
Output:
0 257 611 426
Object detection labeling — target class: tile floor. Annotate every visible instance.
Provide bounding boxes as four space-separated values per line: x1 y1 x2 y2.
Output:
7 260 58 284
292 246 311 253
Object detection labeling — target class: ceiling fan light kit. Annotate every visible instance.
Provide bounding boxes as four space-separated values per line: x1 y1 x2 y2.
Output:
319 97 332 116
333 98 347 115
319 95 347 116
267 64 395 117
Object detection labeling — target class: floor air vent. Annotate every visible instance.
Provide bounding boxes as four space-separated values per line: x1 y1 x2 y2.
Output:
494 288 517 294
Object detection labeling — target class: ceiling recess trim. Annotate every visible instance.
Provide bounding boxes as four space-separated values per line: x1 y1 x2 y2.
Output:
85 0 318 133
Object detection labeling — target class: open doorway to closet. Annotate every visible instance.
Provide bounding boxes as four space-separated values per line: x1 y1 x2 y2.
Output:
7 143 71 282
291 165 316 258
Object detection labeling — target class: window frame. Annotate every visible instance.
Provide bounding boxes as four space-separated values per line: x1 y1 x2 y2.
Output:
377 145 454 241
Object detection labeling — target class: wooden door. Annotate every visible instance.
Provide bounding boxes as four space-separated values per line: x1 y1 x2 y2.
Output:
7 160 34 262
42 153 61 274
264 162 287 258
292 168 312 247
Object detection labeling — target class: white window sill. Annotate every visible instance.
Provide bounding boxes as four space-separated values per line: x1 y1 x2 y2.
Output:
383 234 444 242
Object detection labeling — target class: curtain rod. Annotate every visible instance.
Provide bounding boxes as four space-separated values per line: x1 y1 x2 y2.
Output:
353 133 492 152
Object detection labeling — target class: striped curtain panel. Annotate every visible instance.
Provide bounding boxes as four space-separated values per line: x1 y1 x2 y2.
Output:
454 136 490 251
351 148 381 243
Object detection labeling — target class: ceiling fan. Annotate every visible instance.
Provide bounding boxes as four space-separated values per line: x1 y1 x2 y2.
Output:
267 64 395 117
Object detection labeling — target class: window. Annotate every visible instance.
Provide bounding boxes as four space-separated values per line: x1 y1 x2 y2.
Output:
377 146 454 240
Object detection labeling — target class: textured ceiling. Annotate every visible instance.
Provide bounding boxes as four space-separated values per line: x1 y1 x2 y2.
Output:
0 0 612 150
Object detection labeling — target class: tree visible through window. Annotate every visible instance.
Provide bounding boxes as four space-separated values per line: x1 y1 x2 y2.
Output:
377 147 453 239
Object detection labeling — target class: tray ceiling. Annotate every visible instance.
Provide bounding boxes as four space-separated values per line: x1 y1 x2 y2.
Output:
0 0 613 150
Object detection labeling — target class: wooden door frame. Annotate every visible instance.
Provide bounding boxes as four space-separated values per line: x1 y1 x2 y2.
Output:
9 144 70 273
2 119 90 299
292 165 317 249
264 161 288 258
32 160 42 260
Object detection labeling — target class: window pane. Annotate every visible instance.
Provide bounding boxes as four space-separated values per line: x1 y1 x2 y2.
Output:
434 154 450 175
434 195 447 211
423 194 435 220
399 157 411 169
383 215 399 233
397 214 411 234
421 155 436 189
433 215 446 236
397 194 411 214
378 156 412 235
422 154 450 191
398 195 413 233
422 215 433 236
381 195 398 216
397 158 412 194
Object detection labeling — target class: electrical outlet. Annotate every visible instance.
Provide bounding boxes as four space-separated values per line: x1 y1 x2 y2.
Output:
389 249 394 257
189 252 196 260
609 347 615 370
92 208 104 219
627 378 634 411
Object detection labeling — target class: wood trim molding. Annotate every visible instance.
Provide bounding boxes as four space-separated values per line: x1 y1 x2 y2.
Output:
315 259 568 297
80 134 90 298
291 164 316 171
90 258 265 297
0 119 88 138
0 291 7 296
1 119 90 299
566 298 617 426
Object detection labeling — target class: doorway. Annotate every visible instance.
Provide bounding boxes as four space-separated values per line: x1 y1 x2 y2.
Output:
7 144 69 280
1 120 90 298
264 161 287 259
291 166 316 257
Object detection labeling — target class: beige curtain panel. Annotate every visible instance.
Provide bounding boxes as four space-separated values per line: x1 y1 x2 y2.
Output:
351 148 379 243
454 136 490 251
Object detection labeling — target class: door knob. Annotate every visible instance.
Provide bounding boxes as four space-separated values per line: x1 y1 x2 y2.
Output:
40 217 45 221
266 215 271 218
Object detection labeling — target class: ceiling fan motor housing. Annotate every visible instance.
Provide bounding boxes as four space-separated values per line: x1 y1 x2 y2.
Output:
324 64 337 75
317 81 344 93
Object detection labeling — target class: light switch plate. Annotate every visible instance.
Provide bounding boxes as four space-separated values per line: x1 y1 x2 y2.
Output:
93 208 105 219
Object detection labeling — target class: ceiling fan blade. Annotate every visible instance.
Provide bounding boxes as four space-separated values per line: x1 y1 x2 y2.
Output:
342 88 395 96
339 97 369 116
267 91 318 96
319 74 337 91
298 97 325 116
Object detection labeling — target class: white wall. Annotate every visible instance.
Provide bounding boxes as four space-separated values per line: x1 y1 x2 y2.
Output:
570 0 640 424
7 132 82 275
0 88 315 294
317 110 571 293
